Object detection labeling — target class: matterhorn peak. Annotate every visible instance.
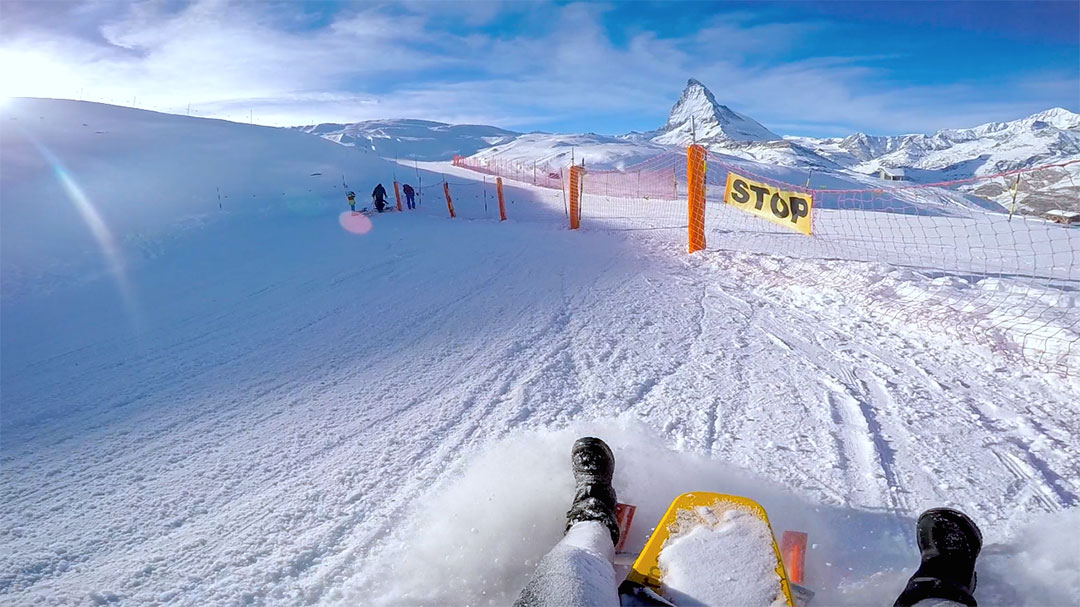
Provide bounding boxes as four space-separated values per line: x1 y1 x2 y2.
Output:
652 78 779 145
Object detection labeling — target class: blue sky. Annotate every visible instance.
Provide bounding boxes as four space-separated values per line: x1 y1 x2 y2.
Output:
1 1 1077 137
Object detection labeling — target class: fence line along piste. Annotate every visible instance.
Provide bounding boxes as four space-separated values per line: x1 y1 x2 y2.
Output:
452 148 1079 376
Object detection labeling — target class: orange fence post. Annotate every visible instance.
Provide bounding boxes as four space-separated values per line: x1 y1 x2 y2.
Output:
687 144 707 253
443 182 456 218
393 181 402 212
568 165 583 230
496 177 507 221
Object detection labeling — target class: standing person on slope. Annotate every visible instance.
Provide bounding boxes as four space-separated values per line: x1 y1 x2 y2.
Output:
402 183 416 210
515 437 984 607
372 183 388 213
347 191 356 212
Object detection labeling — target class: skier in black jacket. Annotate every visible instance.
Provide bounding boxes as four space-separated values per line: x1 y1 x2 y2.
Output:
372 184 388 213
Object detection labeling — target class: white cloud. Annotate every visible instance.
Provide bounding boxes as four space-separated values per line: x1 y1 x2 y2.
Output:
0 0 1074 136
1 0 452 117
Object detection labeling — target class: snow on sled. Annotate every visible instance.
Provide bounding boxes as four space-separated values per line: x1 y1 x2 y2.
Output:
621 492 795 607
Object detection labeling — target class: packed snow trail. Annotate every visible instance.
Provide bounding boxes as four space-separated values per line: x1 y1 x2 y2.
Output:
2 100 1079 606
4 206 1079 605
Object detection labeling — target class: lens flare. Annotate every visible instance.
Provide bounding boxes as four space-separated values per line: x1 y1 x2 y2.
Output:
339 211 373 235
19 128 141 325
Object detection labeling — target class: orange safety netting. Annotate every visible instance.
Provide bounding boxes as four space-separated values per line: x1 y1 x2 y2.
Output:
453 149 1079 375
453 155 564 190
703 153 1080 376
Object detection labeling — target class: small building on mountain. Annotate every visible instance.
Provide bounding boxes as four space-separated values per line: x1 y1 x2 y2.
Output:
1045 209 1080 225
878 167 906 181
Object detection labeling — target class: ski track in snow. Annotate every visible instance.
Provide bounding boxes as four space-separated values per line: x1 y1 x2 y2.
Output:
3 156 1080 606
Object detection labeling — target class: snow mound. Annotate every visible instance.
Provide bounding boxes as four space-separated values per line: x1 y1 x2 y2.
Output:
976 508 1080 606
659 508 784 607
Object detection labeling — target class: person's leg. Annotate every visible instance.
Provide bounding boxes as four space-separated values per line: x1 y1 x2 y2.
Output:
564 437 620 544
513 520 619 607
894 508 982 607
514 437 622 607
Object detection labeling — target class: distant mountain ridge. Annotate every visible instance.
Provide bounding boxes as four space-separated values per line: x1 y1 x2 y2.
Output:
295 119 518 161
790 107 1080 174
299 79 1079 213
786 106 1080 213
465 132 667 170
643 81 1080 213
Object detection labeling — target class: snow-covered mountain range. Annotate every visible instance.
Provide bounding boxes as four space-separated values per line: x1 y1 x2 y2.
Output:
300 79 1079 214
787 107 1080 213
296 119 518 161
645 80 1079 214
792 107 1080 172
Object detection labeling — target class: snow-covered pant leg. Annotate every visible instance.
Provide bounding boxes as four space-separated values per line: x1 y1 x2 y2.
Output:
911 600 967 607
513 521 619 607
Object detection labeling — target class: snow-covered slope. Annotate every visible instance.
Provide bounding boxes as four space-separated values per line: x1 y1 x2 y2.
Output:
467 132 669 170
1 98 419 298
3 99 1079 607
651 78 780 145
295 119 518 161
707 138 841 169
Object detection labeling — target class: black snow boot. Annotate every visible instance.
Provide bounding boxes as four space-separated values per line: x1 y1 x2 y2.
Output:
894 508 983 607
565 437 621 546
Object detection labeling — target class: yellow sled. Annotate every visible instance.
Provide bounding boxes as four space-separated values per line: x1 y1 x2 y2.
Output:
626 492 794 606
